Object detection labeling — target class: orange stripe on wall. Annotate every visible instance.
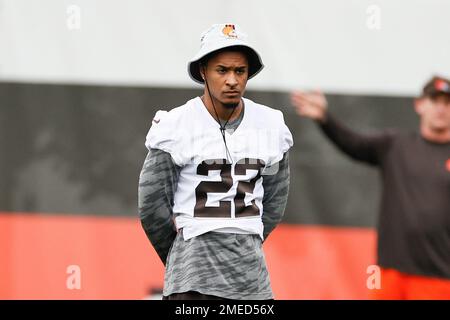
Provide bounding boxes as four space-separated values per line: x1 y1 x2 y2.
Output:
0 212 164 299
264 224 376 299
0 213 376 299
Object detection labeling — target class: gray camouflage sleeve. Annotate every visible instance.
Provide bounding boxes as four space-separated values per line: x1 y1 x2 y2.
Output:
261 152 290 241
138 148 181 265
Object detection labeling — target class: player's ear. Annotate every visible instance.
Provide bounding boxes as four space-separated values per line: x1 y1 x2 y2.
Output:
414 97 425 115
200 64 206 80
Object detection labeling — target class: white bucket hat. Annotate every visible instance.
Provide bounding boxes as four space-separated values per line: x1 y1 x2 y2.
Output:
188 23 264 84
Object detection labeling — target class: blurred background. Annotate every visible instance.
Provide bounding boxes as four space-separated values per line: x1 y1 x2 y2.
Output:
1 0 449 299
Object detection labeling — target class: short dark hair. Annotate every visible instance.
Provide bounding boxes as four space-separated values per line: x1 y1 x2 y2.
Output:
421 75 450 98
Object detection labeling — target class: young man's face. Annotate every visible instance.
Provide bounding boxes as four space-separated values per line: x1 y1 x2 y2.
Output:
415 94 450 132
201 51 249 108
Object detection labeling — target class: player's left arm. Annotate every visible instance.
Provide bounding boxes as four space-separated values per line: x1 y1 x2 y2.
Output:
261 152 290 241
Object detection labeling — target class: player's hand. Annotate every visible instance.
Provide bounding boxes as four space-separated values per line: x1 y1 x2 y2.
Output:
290 90 328 123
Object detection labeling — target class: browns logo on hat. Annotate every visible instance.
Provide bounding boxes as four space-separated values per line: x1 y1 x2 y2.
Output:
222 24 237 38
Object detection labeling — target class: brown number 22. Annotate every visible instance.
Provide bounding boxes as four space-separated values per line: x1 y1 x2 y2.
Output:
194 158 265 218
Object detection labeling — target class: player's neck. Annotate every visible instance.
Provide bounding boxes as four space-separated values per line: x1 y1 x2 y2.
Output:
201 95 243 123
420 125 450 143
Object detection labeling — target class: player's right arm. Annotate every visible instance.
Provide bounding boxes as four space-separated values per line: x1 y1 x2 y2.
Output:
138 108 184 265
138 148 180 265
291 90 393 165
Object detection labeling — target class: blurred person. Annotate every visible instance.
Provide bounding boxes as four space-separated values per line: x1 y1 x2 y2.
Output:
138 23 293 300
291 76 450 299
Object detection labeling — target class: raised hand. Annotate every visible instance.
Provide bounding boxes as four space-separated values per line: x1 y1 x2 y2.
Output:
290 90 328 123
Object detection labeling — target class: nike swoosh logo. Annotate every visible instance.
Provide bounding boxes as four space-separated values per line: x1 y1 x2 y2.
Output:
153 118 160 124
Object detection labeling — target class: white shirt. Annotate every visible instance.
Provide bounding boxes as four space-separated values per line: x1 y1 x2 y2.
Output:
146 97 293 240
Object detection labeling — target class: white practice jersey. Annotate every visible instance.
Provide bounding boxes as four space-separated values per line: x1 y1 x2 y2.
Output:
145 97 293 240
